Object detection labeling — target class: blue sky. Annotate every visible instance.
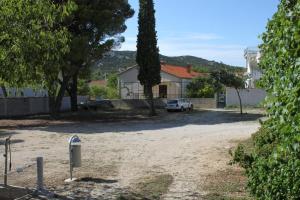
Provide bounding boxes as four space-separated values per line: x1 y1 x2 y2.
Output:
119 0 279 67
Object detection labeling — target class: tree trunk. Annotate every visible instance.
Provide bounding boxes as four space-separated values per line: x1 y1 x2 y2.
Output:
49 77 69 117
145 85 156 116
48 95 56 116
69 72 78 112
1 85 8 97
235 88 243 115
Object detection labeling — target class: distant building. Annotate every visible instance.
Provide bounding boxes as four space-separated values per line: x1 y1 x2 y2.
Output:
89 80 107 88
244 47 262 88
118 62 209 99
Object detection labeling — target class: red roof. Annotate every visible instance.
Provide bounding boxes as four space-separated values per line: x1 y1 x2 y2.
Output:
161 64 208 79
89 80 107 87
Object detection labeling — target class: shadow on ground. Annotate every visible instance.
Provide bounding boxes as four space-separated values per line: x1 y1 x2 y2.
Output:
77 177 118 184
18 110 263 134
0 139 24 145
0 130 19 138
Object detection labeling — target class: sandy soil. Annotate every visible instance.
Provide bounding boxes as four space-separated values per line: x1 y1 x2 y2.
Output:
0 109 262 199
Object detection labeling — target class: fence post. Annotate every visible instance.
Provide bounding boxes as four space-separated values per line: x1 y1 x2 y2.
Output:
4 139 8 186
37 157 44 190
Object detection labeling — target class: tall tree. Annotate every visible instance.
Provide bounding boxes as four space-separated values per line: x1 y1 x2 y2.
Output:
136 0 161 115
54 0 134 111
211 70 245 114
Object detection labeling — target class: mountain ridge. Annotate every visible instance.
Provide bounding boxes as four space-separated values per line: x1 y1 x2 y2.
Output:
91 51 245 79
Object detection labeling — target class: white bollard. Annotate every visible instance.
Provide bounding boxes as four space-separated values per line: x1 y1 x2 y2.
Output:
37 157 43 190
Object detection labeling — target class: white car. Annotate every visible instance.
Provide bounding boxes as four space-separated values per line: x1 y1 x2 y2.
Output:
166 99 193 112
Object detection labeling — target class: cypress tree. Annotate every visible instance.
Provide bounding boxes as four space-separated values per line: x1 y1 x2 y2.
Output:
136 0 161 116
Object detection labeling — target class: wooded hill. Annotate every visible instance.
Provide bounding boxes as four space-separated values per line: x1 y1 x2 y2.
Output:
92 50 245 79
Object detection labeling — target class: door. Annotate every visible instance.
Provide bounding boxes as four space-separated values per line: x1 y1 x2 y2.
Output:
159 85 167 98
217 92 226 108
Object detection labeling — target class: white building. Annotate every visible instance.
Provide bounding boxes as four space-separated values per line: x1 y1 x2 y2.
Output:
244 47 262 88
118 63 208 99
0 87 47 97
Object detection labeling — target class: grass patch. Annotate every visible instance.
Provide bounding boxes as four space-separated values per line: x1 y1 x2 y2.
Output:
201 138 255 200
202 193 252 200
136 174 173 199
201 168 252 200
118 174 173 200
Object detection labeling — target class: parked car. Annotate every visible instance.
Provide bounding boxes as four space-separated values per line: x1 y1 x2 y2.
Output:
166 99 193 112
78 97 113 110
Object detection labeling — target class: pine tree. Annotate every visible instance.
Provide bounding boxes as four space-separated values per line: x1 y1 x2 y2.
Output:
136 0 161 116
53 0 134 112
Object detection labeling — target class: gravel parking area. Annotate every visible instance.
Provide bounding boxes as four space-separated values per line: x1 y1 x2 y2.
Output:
0 109 262 199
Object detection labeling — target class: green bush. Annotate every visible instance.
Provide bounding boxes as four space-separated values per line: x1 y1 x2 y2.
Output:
186 77 220 98
232 0 300 199
88 81 120 99
89 85 108 98
77 79 90 96
107 87 119 99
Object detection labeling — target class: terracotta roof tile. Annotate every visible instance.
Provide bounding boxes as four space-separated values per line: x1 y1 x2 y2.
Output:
161 64 208 79
89 80 107 87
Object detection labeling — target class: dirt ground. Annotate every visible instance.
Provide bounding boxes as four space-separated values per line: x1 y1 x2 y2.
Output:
0 109 262 200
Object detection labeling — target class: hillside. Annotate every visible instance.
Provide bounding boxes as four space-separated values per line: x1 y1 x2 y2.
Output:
91 51 245 79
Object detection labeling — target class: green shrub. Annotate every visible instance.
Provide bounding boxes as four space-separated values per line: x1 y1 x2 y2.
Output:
186 77 220 98
89 84 120 99
107 87 119 99
89 85 108 98
232 0 300 199
77 79 90 96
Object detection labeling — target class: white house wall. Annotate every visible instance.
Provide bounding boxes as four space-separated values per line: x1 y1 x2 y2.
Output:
226 87 267 106
119 66 192 99
245 48 263 88
119 67 141 99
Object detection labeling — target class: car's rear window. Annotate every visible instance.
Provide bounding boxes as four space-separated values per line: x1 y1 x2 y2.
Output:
167 100 178 104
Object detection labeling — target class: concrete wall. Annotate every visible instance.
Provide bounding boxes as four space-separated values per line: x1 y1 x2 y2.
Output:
0 97 48 117
111 98 216 110
111 99 166 109
0 96 88 118
190 98 217 109
0 96 216 117
226 87 266 107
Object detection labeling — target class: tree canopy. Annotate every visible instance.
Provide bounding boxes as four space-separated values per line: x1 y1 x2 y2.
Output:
0 0 133 113
0 0 75 88
186 77 221 98
56 0 134 111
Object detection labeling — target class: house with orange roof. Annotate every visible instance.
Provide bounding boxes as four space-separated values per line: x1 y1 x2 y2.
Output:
89 80 107 87
118 62 209 99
